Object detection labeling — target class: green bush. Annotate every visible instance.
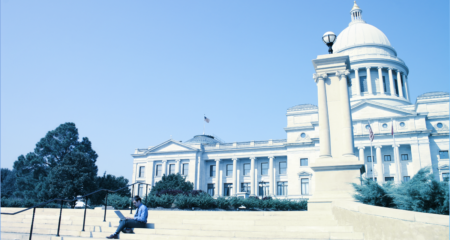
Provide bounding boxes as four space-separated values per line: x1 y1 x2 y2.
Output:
155 194 175 208
228 197 243 209
174 194 196 209
352 178 395 207
150 174 193 195
241 197 260 210
215 197 230 209
106 194 130 209
191 192 216 209
1 197 68 208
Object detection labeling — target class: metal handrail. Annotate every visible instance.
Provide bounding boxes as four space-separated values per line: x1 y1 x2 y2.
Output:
1 182 149 240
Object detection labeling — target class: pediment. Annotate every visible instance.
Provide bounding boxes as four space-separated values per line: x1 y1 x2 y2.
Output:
146 140 197 153
351 101 416 120
297 171 313 178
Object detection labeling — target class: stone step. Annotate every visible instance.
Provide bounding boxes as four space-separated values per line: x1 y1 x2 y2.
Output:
153 223 353 232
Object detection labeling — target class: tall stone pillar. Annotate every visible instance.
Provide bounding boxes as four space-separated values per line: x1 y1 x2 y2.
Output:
232 158 238 196
375 146 384 184
403 73 410 101
214 159 220 197
250 157 256 196
393 144 401 183
310 54 363 211
268 156 274 196
162 160 167 176
358 146 365 161
314 73 331 158
396 71 404 98
366 67 373 94
388 68 395 96
175 159 181 174
378 67 385 94
354 68 361 96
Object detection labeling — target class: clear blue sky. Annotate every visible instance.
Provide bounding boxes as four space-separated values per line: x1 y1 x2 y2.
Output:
1 0 449 182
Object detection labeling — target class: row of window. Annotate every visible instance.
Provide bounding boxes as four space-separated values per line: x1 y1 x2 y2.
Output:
137 163 190 178
366 154 409 162
209 159 309 177
358 76 403 96
369 176 411 182
206 180 310 196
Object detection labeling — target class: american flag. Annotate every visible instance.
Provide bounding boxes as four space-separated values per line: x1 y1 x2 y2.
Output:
368 121 374 142
391 120 394 136
204 116 210 123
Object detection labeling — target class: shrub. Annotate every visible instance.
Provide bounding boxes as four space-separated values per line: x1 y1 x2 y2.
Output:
352 178 395 207
143 194 158 208
156 189 184 197
215 197 230 209
241 197 260 210
150 174 193 195
174 194 196 209
155 194 175 208
191 192 216 209
228 197 243 209
106 194 130 209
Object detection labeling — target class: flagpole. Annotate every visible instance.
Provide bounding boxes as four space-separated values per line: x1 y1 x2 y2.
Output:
368 120 374 182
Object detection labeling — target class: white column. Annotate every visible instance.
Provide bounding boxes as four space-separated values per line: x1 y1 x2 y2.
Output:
219 169 223 197
378 67 385 95
214 159 220 197
388 68 395 96
396 71 404 98
354 68 361 96
358 146 365 161
366 67 373 95
232 158 238 196
196 156 202 190
403 73 410 101
250 157 256 196
314 73 331 158
161 160 167 176
375 146 384 184
268 156 274 196
337 70 354 157
175 159 181 174
393 144 401 183
146 160 154 189
254 167 259 196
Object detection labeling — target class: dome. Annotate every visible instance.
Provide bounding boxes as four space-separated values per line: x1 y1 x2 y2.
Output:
184 135 221 145
333 23 391 53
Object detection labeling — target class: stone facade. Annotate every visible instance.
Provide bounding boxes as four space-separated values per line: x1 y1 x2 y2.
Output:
131 3 449 199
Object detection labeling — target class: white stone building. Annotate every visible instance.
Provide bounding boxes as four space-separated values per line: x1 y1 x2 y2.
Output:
131 3 449 199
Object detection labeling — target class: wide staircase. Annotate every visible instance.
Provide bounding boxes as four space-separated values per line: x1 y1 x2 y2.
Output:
1 208 364 240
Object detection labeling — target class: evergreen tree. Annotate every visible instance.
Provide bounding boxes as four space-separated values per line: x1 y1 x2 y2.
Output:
13 153 48 198
150 173 193 195
90 172 131 205
1 168 17 198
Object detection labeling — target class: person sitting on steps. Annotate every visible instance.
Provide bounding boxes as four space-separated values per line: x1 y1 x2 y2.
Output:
106 195 148 239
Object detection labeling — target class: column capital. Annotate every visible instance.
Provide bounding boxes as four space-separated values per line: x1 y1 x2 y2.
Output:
388 67 394 71
214 159 221 162
232 158 238 162
392 144 400 148
268 155 275 160
313 73 328 82
374 145 383 149
358 146 365 150
335 70 350 78
175 159 181 162
249 156 256 160
161 160 167 163
365 66 372 70
378 66 383 70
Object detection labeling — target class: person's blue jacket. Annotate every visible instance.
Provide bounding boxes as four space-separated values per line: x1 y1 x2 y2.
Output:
134 203 148 223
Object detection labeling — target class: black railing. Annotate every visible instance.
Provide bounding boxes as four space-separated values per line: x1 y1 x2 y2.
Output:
1 182 150 240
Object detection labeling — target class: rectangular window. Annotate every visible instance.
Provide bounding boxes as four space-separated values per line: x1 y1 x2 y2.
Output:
155 165 162 177
367 156 372 162
369 177 377 182
360 76 367 92
403 176 410 182
385 177 394 182
243 163 250 176
277 182 288 196
258 182 269 197
210 165 216 177
261 163 269 175
401 154 409 161
139 166 145 178
439 151 449 159
224 183 232 196
301 178 309 195
168 164 175 175
279 162 287 175
182 163 189 176
443 173 449 182
226 164 233 176
207 183 215 196
300 158 308 166
138 185 144 197
384 155 392 162
383 76 387 92
241 182 250 194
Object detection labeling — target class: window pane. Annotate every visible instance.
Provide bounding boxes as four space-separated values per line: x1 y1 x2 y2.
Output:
385 177 394 181
183 164 189 176
301 178 309 195
210 165 216 177
300 158 308 166
258 182 269 197
403 176 410 182
367 156 372 162
169 164 175 175
261 163 268 175
360 76 367 92
243 163 250 176
277 181 288 196
241 183 250 193
401 154 408 161
227 164 233 176
440 151 449 159
139 166 145 178
443 173 449 182
224 183 232 196
384 155 391 161
207 184 215 196
279 162 287 175
156 165 161 176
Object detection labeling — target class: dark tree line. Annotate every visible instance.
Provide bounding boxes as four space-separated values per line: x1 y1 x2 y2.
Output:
1 122 130 208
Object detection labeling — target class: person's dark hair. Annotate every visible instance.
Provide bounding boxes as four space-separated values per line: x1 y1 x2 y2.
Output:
133 196 141 202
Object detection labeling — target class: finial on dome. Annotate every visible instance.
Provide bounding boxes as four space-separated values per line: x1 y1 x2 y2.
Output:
352 1 360 11
350 1 363 23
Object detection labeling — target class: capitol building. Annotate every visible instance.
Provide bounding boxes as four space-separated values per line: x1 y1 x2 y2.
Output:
131 3 449 199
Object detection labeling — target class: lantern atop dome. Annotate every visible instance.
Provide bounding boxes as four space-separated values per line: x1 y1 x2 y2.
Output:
350 1 364 23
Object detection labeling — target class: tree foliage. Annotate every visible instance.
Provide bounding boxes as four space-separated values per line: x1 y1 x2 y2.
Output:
1 168 17 198
90 172 131 205
352 178 395 207
150 173 193 195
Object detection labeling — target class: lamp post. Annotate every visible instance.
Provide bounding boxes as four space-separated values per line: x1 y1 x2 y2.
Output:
322 31 336 54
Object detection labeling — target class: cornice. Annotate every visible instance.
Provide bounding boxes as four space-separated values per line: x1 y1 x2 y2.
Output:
284 126 315 132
